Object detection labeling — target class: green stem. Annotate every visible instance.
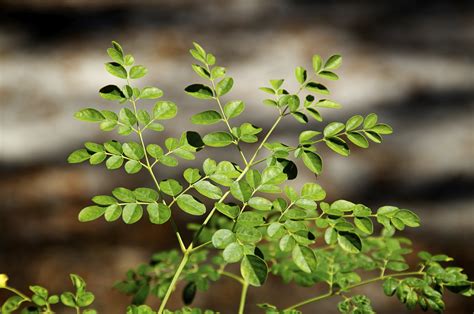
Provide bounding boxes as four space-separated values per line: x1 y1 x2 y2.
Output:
3 286 31 302
220 271 245 285
238 282 249 314
207 65 248 166
157 108 288 312
128 91 185 251
284 271 425 311
158 250 191 313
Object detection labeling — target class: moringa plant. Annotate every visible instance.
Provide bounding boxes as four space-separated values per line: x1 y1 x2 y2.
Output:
1 41 472 314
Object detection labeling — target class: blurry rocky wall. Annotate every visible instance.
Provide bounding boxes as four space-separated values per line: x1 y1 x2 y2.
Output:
0 0 473 313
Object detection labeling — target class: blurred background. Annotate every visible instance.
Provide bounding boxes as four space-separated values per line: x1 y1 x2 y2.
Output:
1 0 473 313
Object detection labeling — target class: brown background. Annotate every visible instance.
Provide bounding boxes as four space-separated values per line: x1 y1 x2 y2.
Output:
0 0 473 313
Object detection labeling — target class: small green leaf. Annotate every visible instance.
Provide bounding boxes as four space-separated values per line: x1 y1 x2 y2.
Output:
216 77 233 96
211 66 226 79
299 130 321 144
248 197 272 211
383 278 399 296
306 82 329 95
159 179 183 196
324 122 345 137
267 222 282 237
224 100 245 119
176 194 206 215
203 132 233 147
99 85 126 101
295 66 307 84
112 187 135 202
146 203 171 224
364 113 378 129
60 292 76 307
185 84 214 99
347 132 369 148
78 206 105 222
324 55 342 70
92 195 116 205
129 65 148 79
354 217 374 234
301 183 326 201
123 142 145 160
194 181 222 200
302 151 323 174
124 160 142 174
312 55 323 73
325 137 350 156
240 255 268 287
183 168 201 184
394 209 420 227
68 149 90 163
262 166 287 185
74 108 105 122
104 204 122 222
133 188 158 202
223 242 243 263
314 99 341 108
337 231 362 253
192 64 210 79
215 203 239 219
122 204 143 224
230 181 252 202
105 62 127 79
191 110 222 125
106 156 123 169
279 234 296 252
318 71 339 80
146 144 163 159
292 245 317 273
140 87 163 99
153 101 178 120
344 116 363 133
371 123 393 135
212 229 236 249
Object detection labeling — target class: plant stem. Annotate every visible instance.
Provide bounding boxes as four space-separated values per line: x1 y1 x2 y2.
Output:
207 65 248 166
157 109 288 313
284 271 425 311
4 286 31 302
158 250 191 313
238 282 249 314
128 91 185 251
220 271 245 285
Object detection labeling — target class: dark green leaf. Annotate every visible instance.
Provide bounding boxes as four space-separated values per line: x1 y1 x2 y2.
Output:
99 85 126 101
324 55 342 70
292 245 317 273
337 231 362 253
240 255 268 287
185 84 214 99
105 62 127 79
301 151 323 174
